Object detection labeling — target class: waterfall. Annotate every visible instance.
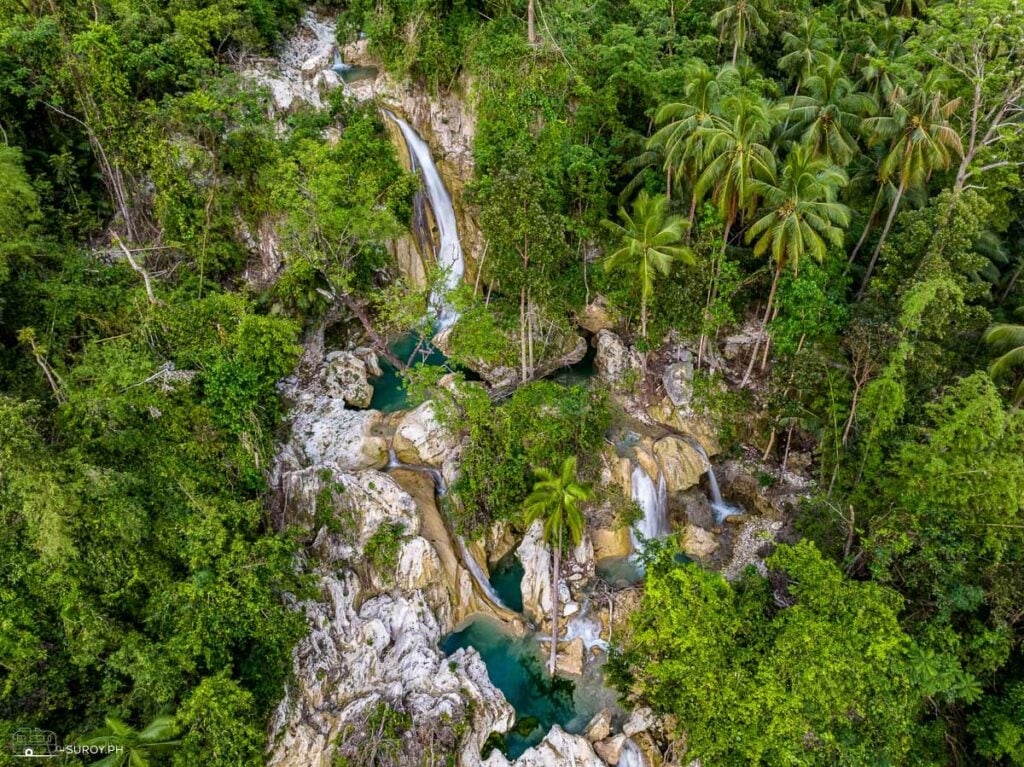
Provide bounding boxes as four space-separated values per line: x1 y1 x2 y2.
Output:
385 450 506 608
619 739 646 767
456 536 509 609
629 464 668 551
563 599 608 651
383 111 465 329
687 440 740 523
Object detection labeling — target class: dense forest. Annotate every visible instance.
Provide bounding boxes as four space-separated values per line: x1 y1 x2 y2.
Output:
1 0 1023 765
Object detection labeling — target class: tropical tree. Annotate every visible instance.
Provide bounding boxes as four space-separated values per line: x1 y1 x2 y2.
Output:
783 56 877 166
522 455 593 674
836 0 884 19
857 74 962 296
82 714 179 766
650 60 739 230
603 192 693 344
741 147 850 383
694 93 777 365
778 17 835 97
712 0 768 65
984 322 1024 402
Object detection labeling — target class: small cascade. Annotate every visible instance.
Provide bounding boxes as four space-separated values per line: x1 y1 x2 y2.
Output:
629 464 668 551
385 449 506 608
331 48 348 75
619 738 646 767
563 599 608 652
688 441 741 523
383 111 465 329
456 536 509 610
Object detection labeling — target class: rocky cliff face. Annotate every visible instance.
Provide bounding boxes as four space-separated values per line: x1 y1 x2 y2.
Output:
268 331 524 767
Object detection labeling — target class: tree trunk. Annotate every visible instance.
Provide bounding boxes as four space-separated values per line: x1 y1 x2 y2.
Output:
731 34 740 66
528 0 537 45
857 179 905 299
697 214 733 370
741 259 783 387
520 286 528 383
340 294 405 371
527 292 535 379
686 191 698 244
549 526 561 675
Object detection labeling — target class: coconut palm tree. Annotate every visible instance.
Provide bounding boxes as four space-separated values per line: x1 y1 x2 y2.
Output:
782 56 877 166
740 147 850 383
984 322 1024 403
649 60 739 230
712 0 768 65
81 714 178 766
836 0 884 19
778 17 835 97
603 192 693 343
857 74 962 297
693 93 777 365
523 456 593 675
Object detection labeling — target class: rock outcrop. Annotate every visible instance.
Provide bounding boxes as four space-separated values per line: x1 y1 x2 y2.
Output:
392 400 456 467
483 726 607 767
651 435 708 494
267 574 515 767
595 330 642 387
285 397 388 470
517 521 553 626
322 349 379 408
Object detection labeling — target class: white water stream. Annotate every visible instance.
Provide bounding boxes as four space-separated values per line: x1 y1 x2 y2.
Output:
385 449 508 609
384 111 465 329
629 464 668 552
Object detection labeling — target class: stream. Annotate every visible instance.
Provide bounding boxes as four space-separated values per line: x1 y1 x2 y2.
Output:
376 109 745 762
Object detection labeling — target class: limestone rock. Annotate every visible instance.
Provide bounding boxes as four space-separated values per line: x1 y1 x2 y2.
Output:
300 51 331 79
595 734 627 765
647 397 720 457
662 356 694 408
395 536 442 591
322 350 375 408
584 709 612 742
388 232 428 289
268 574 515 767
392 400 455 467
623 706 657 737
484 726 607 767
279 467 419 563
578 294 618 333
517 520 552 625
652 435 709 494
681 524 719 558
556 637 585 676
595 330 642 386
592 525 633 560
239 214 284 290
287 397 387 470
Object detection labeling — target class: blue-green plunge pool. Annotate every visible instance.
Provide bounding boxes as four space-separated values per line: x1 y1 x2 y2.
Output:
442 618 601 759
489 550 525 613
369 332 449 413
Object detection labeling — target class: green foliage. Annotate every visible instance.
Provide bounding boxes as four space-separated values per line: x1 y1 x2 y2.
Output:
364 523 408 582
444 381 610 534
333 701 414 767
609 541 930 764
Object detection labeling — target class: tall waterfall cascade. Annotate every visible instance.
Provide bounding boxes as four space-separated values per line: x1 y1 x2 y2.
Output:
629 464 669 551
384 111 465 329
